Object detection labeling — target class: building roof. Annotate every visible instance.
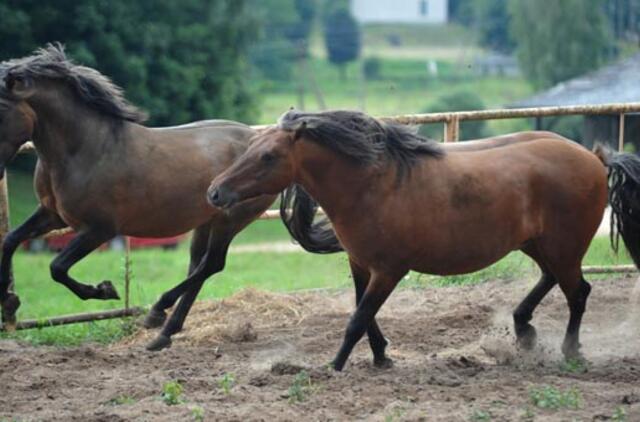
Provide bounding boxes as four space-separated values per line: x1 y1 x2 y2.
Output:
511 53 640 108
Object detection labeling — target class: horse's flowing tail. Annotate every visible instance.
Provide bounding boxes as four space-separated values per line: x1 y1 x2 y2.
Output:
279 184 343 253
601 146 640 267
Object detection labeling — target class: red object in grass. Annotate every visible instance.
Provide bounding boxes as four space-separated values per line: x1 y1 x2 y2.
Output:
25 232 186 252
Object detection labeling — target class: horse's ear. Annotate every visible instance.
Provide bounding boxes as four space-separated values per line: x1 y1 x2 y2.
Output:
5 73 35 99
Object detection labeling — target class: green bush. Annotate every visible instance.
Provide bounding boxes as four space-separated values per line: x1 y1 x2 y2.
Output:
419 91 488 141
363 57 382 80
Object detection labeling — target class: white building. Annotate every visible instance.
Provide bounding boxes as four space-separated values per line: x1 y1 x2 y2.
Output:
351 0 448 24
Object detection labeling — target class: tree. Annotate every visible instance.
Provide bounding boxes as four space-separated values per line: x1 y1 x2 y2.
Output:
323 5 361 79
251 0 317 81
509 0 614 89
473 0 514 53
0 0 259 126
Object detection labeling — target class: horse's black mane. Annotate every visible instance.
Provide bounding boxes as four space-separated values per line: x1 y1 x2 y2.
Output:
2 43 147 123
277 109 444 176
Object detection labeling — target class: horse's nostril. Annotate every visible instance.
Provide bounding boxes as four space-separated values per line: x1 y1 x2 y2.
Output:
211 189 219 202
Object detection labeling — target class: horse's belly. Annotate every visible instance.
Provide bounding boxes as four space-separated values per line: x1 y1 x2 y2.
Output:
411 247 513 276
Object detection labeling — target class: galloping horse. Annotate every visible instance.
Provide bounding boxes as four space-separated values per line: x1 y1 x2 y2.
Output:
0 45 275 351
209 109 640 370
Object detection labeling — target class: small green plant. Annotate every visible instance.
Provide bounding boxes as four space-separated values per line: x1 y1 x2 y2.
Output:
161 380 184 406
107 394 136 406
470 409 491 421
558 357 588 374
520 406 535 421
612 406 627 422
529 385 581 410
287 370 314 403
218 373 236 394
191 405 205 422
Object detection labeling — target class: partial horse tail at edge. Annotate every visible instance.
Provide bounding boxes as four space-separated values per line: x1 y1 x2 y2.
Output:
595 144 640 267
279 184 344 253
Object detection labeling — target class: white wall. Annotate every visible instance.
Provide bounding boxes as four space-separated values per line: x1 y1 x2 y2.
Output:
351 0 448 24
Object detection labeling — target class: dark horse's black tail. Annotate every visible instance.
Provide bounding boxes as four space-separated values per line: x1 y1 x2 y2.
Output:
600 146 640 267
279 184 344 253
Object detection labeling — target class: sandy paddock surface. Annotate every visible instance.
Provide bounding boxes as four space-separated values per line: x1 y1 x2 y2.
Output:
2 275 640 421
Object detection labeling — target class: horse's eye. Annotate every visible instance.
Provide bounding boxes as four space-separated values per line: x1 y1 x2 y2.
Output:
261 153 276 163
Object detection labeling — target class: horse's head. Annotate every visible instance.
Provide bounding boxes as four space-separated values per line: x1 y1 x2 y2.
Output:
208 124 301 209
0 75 36 178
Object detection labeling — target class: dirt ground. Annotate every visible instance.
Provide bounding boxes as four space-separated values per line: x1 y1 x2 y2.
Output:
3 275 640 421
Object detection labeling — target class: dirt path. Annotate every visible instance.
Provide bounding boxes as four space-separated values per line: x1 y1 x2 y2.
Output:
2 276 640 421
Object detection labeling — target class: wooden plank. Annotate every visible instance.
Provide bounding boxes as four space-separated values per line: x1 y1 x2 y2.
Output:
582 265 637 274
3 307 144 331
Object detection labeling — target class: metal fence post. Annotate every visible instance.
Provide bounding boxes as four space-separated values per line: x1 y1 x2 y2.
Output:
618 113 626 152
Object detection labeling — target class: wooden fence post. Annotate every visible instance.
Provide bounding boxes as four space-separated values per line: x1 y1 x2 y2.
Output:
444 115 460 142
0 173 15 329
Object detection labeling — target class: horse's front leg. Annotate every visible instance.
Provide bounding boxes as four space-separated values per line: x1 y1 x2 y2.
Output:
49 228 119 300
146 228 233 351
349 259 393 368
1 206 67 326
332 270 403 371
143 223 211 329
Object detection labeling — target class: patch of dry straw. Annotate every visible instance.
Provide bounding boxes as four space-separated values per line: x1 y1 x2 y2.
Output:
119 288 340 348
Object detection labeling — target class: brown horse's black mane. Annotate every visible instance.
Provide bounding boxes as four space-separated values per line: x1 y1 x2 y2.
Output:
2 43 147 123
278 109 444 176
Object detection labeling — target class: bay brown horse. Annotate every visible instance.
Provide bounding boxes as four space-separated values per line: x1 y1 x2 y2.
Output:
209 109 640 370
0 45 275 351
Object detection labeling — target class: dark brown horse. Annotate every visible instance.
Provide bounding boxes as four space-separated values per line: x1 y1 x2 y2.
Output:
0 45 275 351
209 109 640 370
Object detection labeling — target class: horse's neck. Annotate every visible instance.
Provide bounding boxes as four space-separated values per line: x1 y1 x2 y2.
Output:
30 94 130 167
295 153 381 223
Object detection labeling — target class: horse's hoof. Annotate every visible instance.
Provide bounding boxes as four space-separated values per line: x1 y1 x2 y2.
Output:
1 293 21 330
143 308 167 329
561 342 583 361
516 324 537 351
373 356 394 369
329 360 344 372
96 281 120 300
146 334 172 351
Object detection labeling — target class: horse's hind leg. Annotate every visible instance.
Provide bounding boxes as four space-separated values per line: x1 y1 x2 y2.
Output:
528 243 591 359
49 228 119 300
349 259 392 368
513 273 556 350
144 223 211 329
558 272 591 359
0 206 66 325
515 245 557 350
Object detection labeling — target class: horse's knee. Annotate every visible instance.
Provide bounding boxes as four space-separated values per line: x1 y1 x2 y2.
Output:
50 261 64 281
207 257 226 275
513 307 532 326
2 232 19 256
569 280 591 314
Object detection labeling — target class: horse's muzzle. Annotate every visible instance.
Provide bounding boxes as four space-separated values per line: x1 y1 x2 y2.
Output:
207 185 239 210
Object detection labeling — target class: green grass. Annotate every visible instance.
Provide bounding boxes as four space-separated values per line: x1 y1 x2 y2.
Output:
6 169 39 227
529 385 581 410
